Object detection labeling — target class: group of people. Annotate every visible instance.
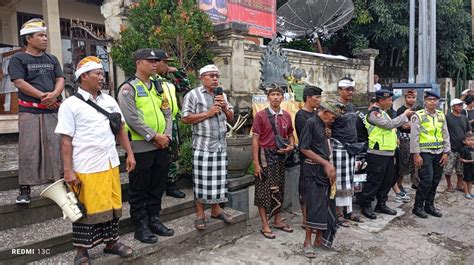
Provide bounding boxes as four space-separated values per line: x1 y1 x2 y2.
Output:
250 76 474 259
10 17 473 263
11 18 235 264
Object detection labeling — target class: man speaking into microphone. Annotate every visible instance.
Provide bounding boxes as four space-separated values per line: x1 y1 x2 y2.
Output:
182 64 235 230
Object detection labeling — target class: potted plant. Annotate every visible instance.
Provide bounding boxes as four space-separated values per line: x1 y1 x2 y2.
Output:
226 112 253 178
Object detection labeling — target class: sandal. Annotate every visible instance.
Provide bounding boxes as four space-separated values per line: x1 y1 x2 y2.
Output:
211 212 234 224
302 246 316 258
337 216 350 227
272 224 293 233
315 244 339 253
260 229 276 239
194 218 207 230
103 242 133 258
74 252 90 265
344 212 365 223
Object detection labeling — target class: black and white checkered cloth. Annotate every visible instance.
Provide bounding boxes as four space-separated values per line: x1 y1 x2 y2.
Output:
331 138 355 197
192 149 229 204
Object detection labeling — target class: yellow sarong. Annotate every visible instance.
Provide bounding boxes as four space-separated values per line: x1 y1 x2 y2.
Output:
74 165 122 224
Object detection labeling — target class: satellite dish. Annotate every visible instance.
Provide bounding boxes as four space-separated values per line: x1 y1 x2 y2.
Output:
277 0 355 40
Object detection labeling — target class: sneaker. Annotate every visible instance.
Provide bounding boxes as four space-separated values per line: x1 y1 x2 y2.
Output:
395 192 411 203
16 185 31 204
398 185 407 194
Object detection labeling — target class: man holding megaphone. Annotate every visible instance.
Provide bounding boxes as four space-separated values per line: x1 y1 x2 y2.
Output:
55 56 136 264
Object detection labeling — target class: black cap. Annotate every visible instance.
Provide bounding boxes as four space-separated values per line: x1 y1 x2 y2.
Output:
424 90 440 99
153 49 173 61
303 85 323 97
375 89 394 99
133 48 160 61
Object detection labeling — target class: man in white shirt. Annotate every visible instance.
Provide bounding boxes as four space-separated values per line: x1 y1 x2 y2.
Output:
55 56 136 264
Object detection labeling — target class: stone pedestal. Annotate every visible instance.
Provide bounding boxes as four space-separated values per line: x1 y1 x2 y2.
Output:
283 165 300 213
227 165 302 220
227 175 257 219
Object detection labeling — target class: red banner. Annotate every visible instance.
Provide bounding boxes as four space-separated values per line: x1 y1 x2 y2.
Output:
198 0 276 38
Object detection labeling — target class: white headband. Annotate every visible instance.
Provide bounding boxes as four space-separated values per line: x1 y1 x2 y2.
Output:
20 26 47 36
338 79 355 88
199 64 219 76
75 61 103 79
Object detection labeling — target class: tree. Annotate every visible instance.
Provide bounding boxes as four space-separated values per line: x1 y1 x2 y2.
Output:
111 0 214 77
280 0 472 79
329 0 472 78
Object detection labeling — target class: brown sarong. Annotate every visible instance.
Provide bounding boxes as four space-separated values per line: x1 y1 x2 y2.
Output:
18 112 62 185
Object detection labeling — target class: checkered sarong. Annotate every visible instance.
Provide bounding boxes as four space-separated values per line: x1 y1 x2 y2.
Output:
331 138 355 197
192 150 228 204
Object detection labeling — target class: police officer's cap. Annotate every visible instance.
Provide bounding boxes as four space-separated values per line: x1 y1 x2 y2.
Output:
133 48 160 61
424 90 440 99
375 89 394 99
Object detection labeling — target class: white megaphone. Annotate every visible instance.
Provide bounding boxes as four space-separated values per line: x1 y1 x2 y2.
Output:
40 179 84 222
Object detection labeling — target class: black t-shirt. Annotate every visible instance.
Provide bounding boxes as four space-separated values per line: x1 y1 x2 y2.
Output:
355 111 368 142
460 147 474 178
462 109 474 121
295 109 316 140
299 115 330 160
331 100 357 144
396 105 423 133
446 113 471 152
8 52 64 114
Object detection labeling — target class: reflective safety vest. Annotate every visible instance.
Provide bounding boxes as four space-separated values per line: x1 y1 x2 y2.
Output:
365 108 398 151
125 77 166 141
157 76 179 119
416 109 445 149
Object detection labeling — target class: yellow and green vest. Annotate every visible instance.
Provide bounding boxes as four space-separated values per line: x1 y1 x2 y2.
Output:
365 108 398 151
156 75 179 119
126 77 166 141
416 109 445 149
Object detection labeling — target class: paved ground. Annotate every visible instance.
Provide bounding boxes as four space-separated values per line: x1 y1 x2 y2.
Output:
148 181 474 264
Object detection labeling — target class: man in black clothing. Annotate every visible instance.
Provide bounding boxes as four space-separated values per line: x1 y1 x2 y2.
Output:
395 90 422 195
444 99 471 192
295 85 323 228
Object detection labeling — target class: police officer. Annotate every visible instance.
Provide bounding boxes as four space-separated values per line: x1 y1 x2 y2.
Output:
358 89 414 219
410 91 450 218
118 48 174 244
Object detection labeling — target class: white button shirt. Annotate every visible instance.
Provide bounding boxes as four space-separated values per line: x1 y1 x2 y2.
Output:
55 88 124 174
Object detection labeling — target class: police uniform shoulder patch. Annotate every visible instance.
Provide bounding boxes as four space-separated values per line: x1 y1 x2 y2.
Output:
122 86 131 96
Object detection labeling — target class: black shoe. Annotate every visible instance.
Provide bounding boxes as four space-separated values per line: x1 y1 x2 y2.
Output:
134 224 158 244
374 204 397 215
166 183 186 199
361 207 377 219
424 206 442 217
16 185 31 204
412 207 428 218
149 216 175 236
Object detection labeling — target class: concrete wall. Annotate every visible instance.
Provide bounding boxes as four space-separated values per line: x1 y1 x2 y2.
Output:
211 25 377 109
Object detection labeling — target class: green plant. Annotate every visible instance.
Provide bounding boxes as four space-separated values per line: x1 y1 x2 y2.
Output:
111 0 215 77
178 138 193 175
177 120 192 174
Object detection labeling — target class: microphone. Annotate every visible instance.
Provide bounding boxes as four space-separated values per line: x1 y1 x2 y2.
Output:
214 87 223 116
215 87 223 96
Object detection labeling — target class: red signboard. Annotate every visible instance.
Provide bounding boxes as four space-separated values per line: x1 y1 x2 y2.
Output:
198 0 276 38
